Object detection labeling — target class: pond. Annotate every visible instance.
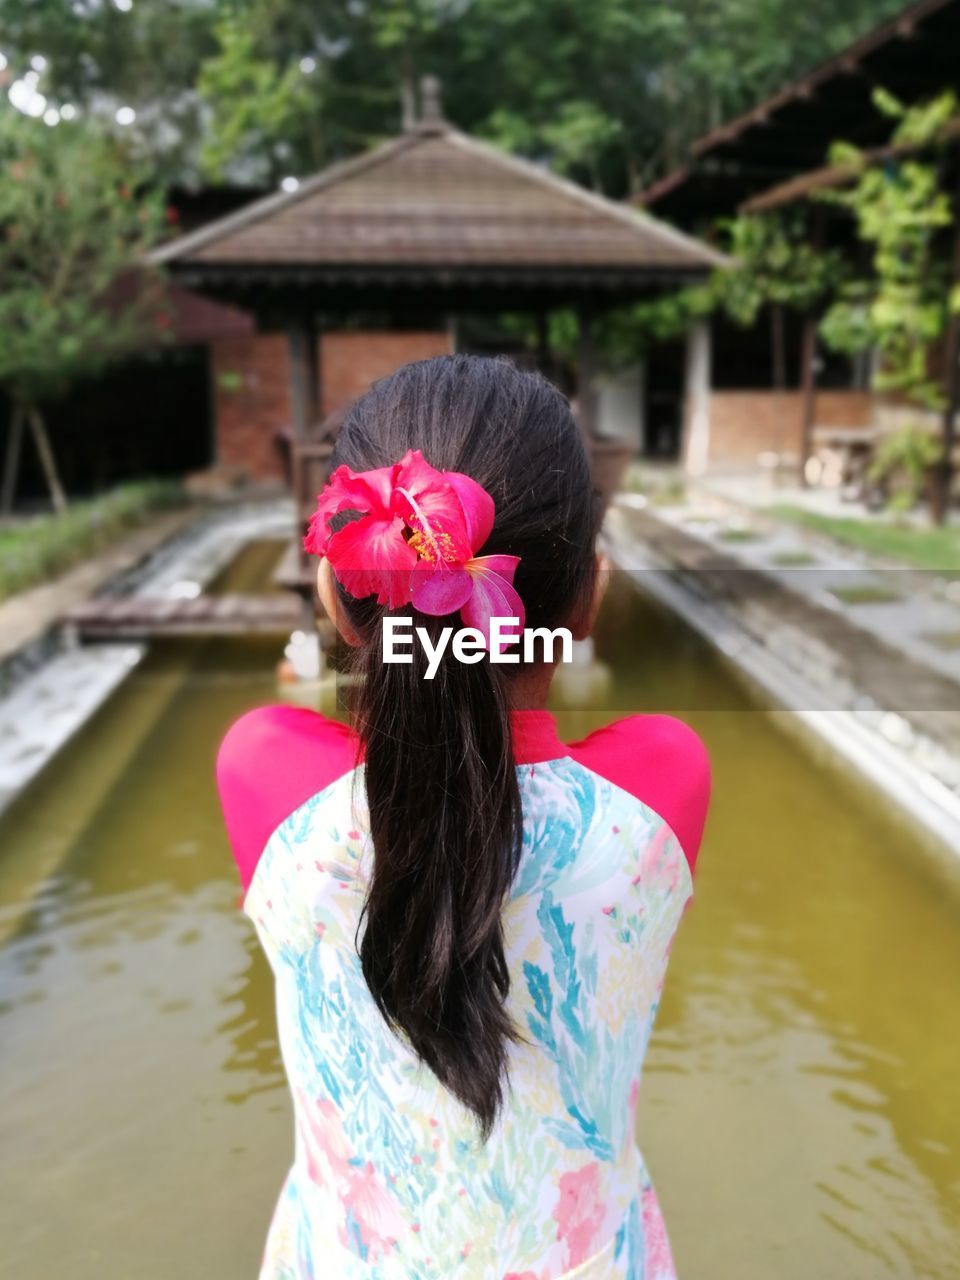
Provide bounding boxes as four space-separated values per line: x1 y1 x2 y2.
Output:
0 541 958 1279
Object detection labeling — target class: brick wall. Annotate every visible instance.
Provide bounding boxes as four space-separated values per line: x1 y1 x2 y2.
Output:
211 329 452 483
700 390 874 470
211 333 291 482
319 331 453 418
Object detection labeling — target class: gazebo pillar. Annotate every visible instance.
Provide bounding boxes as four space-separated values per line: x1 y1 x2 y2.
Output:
446 313 459 353
536 311 550 377
576 305 597 440
306 316 321 425
683 318 712 475
287 316 319 439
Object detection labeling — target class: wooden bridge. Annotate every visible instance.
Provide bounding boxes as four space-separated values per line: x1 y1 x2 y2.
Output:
64 592 308 641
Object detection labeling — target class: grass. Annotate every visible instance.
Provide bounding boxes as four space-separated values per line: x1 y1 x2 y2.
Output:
718 526 762 543
829 583 902 606
0 479 186 602
621 464 686 506
771 550 818 567
922 631 960 652
770 504 960 572
648 480 687 507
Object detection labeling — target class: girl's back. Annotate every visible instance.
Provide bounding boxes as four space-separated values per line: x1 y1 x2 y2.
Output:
216 357 711 1279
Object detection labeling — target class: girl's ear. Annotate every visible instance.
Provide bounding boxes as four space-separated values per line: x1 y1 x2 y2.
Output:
571 552 610 641
316 558 363 647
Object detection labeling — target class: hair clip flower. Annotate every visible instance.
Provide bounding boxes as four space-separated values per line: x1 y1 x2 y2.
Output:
304 449 524 640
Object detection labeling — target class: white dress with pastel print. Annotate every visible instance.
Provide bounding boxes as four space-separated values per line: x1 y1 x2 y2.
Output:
227 713 700 1280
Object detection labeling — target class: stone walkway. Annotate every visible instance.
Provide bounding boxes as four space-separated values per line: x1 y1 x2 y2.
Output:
609 495 960 849
622 487 960 691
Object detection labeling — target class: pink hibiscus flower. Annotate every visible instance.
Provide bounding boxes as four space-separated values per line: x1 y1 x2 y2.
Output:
304 449 524 639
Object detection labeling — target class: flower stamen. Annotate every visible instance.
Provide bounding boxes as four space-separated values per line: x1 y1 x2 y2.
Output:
397 486 458 566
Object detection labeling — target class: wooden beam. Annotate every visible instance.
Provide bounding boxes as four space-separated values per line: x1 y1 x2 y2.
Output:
938 181 960 522
305 316 321 427
536 310 550 375
800 206 824 486
577 306 597 440
287 319 312 440
799 316 818 486
1 406 24 514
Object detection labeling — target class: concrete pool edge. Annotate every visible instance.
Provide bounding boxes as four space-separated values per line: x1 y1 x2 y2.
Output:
604 508 960 865
0 500 295 816
0 508 196 677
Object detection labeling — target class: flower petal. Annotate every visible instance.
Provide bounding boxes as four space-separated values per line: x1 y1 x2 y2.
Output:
468 554 520 584
446 472 495 550
409 564 474 616
393 450 473 560
461 555 525 650
304 463 396 555
325 514 417 608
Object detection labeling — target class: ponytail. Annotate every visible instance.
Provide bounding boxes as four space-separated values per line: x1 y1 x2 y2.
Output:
328 354 600 1139
353 608 523 1140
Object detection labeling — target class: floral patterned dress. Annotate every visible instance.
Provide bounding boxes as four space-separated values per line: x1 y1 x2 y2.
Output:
217 707 710 1280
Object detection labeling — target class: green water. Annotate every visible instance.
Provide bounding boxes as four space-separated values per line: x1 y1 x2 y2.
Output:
0 546 959 1278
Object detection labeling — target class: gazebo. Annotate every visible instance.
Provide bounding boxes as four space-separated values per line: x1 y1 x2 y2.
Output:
152 79 723 586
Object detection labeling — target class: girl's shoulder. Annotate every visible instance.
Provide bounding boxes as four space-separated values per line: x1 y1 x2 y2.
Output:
216 705 360 892
566 714 711 876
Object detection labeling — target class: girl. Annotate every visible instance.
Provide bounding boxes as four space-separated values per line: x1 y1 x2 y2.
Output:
217 355 710 1279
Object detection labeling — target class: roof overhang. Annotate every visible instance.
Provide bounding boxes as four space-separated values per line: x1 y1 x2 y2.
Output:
637 0 960 223
151 122 727 306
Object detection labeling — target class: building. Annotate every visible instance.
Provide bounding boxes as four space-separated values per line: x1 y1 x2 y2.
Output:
638 0 960 480
153 78 724 501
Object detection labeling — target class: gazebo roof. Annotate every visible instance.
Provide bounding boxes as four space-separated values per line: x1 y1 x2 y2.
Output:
152 113 724 300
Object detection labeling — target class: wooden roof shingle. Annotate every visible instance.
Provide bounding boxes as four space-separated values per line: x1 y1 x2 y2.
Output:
152 121 725 282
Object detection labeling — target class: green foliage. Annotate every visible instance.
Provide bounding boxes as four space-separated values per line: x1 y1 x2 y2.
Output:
771 504 960 570
817 89 960 410
497 282 714 373
540 103 624 188
197 18 317 181
712 212 843 327
578 211 845 384
504 225 842 369
0 479 185 600
867 426 944 511
619 285 716 348
0 0 907 194
0 0 219 183
0 112 167 403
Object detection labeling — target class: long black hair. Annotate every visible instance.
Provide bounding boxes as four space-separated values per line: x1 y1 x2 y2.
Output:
330 355 600 1139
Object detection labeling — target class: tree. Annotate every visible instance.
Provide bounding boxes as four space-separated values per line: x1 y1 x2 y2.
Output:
713 212 843 390
816 89 960 521
196 17 317 183
0 112 168 511
1 0 907 195
0 0 220 184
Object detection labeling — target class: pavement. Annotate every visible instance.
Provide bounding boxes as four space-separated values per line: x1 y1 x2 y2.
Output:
609 482 960 852
623 474 960 691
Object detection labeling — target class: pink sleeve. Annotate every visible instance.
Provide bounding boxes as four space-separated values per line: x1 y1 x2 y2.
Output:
215 705 360 893
568 714 711 877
